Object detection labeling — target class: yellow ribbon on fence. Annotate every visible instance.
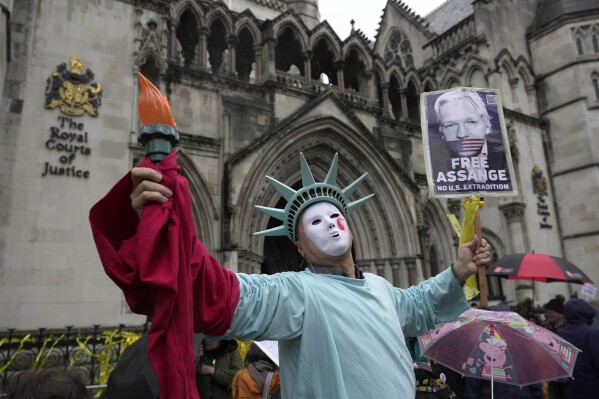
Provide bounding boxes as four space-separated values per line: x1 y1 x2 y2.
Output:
0 334 34 373
71 330 140 399
33 334 65 370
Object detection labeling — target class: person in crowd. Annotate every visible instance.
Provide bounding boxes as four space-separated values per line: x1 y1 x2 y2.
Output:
232 343 280 399
589 299 599 330
91 152 492 398
406 336 428 363
5 368 90 399
558 299 599 399
196 339 243 399
542 295 566 333
413 362 455 399
541 295 570 399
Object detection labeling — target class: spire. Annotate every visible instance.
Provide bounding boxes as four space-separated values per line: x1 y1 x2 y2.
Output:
280 0 321 30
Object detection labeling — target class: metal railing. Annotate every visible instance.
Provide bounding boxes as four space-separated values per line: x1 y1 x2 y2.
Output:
0 323 148 395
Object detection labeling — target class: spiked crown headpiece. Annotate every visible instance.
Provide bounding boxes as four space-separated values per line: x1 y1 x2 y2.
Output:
254 153 374 243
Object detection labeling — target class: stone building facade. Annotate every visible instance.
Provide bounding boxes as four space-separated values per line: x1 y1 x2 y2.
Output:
0 0 597 329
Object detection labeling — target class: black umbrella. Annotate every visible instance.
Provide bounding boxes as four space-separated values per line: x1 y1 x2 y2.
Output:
105 333 158 399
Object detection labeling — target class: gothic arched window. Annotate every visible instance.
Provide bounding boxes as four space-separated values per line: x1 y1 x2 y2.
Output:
576 36 584 55
177 10 200 69
343 48 367 94
236 28 255 82
275 26 304 75
384 30 413 69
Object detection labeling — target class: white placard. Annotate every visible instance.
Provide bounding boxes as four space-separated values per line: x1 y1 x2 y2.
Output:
581 283 597 299
254 340 279 366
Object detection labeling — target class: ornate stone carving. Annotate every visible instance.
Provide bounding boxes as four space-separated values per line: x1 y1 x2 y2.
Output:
499 202 526 224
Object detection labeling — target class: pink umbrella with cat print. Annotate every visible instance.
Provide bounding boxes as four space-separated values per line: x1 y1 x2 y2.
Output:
419 308 579 398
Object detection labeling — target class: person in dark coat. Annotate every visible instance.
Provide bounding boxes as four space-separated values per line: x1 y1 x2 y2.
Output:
542 296 570 399
558 299 599 399
196 339 244 399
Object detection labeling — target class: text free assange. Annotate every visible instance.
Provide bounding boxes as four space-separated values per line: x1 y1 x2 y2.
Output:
435 156 508 183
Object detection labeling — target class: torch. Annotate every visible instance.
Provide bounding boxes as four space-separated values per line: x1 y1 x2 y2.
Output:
136 72 179 164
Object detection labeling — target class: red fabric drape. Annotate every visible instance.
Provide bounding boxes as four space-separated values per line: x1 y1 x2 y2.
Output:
89 151 240 399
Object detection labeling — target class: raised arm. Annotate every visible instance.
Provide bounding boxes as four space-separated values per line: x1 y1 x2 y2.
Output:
90 154 241 399
391 237 491 337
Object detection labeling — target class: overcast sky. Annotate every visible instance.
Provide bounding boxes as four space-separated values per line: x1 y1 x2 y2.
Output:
319 0 448 41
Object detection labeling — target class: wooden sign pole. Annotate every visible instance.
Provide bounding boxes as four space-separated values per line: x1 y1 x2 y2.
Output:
474 208 488 307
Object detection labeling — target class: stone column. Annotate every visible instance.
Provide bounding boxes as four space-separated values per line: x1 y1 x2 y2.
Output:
223 250 239 273
392 263 400 287
364 260 373 274
364 69 376 105
262 21 277 81
400 89 408 120
376 261 385 278
500 202 528 253
381 83 391 116
198 27 209 71
302 50 312 86
168 17 178 62
384 259 393 284
499 202 529 300
399 259 410 288
226 35 238 78
335 60 345 93
526 84 537 114
418 225 432 278
253 45 263 82
406 258 417 286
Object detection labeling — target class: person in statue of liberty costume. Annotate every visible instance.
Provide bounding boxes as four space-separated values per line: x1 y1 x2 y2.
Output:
120 153 491 398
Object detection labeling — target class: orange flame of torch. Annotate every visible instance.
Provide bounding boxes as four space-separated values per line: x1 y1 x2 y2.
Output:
137 72 176 128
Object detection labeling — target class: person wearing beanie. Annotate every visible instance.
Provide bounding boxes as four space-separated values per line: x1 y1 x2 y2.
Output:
543 296 565 333
542 296 569 399
558 299 599 399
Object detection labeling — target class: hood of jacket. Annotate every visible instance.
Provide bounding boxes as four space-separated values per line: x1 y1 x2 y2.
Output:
564 299 597 325
206 339 238 358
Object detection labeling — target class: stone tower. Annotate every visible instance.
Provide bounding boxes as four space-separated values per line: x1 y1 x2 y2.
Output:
281 0 320 29
528 0 599 281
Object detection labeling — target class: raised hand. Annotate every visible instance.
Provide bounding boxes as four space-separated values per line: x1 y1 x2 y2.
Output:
130 167 173 218
453 235 492 282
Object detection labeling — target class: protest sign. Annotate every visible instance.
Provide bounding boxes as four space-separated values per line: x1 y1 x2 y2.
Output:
421 87 518 198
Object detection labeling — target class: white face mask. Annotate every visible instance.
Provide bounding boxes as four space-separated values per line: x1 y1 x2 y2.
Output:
301 202 350 257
